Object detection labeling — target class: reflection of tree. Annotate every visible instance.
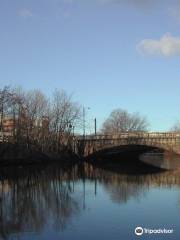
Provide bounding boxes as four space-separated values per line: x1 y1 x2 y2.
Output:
83 163 180 204
84 165 147 204
104 181 146 204
1 163 180 239
0 165 80 239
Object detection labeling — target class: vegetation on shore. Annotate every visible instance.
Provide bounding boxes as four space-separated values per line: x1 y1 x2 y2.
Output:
0 86 81 164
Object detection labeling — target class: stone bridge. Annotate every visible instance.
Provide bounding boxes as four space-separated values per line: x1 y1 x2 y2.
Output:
76 132 180 157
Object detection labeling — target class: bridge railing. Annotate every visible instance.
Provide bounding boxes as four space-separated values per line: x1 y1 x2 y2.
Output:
77 132 180 141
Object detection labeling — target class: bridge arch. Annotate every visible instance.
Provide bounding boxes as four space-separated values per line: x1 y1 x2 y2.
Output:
77 133 180 157
83 141 173 158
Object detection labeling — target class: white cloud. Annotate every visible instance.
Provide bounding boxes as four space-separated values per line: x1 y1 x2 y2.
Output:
18 8 33 18
137 33 180 57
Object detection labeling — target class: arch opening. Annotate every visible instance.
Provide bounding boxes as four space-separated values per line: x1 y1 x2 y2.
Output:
85 144 168 173
86 144 165 159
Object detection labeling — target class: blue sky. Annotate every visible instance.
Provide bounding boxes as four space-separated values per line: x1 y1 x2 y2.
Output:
1 0 180 132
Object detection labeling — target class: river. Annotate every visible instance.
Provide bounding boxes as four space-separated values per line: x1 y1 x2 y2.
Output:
0 153 180 240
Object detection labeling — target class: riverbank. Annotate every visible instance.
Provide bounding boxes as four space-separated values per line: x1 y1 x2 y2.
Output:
0 142 80 166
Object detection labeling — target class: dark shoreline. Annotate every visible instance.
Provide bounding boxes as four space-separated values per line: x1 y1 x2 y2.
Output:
0 155 80 167
0 142 80 167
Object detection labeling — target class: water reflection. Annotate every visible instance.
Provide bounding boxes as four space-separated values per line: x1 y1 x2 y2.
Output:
84 163 180 204
0 161 180 239
140 151 180 169
0 165 80 239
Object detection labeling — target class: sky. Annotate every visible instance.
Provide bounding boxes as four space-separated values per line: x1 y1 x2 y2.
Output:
0 0 180 132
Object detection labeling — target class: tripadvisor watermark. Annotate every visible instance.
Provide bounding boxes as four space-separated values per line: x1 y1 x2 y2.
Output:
135 226 174 236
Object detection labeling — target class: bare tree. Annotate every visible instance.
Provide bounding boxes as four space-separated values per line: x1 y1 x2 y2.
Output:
0 86 26 142
101 109 149 134
23 89 50 149
50 89 81 153
0 86 81 155
0 86 11 141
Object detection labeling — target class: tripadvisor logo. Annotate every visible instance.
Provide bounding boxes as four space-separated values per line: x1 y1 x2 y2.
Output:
135 227 143 236
135 226 174 236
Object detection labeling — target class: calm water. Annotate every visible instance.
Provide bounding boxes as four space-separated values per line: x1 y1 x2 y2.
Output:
0 155 180 240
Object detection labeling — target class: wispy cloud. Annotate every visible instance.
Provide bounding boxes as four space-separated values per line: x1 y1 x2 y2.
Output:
18 8 33 18
136 33 180 57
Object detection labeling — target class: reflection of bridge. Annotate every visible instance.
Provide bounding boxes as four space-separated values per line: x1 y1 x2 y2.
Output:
77 132 180 157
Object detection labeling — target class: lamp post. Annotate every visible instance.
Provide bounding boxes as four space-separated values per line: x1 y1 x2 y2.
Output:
72 125 75 137
72 125 75 153
94 118 97 136
83 106 90 139
83 106 85 138
66 122 76 153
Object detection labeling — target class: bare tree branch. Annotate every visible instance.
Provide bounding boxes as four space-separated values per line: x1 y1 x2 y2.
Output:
101 109 149 134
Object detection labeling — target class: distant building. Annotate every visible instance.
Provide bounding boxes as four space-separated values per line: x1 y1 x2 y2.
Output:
2 117 15 133
0 117 16 136
0 115 49 137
